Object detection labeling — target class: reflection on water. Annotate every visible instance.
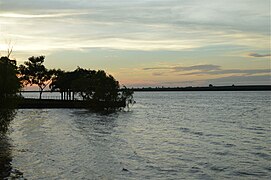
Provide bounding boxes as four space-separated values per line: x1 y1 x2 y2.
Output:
7 92 271 179
0 135 25 179
0 134 12 178
0 103 14 178
0 109 16 133
0 109 25 179
0 108 15 179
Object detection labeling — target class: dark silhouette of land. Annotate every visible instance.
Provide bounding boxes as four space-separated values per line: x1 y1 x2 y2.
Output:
20 85 271 93
128 85 271 92
0 55 134 110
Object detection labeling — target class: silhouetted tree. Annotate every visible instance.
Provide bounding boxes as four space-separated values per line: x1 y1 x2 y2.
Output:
19 56 53 99
50 68 92 100
69 68 96 100
50 67 134 109
0 56 21 99
90 70 120 101
51 68 121 102
121 86 135 109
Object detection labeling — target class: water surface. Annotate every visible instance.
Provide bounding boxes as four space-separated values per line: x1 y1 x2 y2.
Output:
5 91 271 179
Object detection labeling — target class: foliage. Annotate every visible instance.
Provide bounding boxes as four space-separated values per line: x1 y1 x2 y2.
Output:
19 56 54 99
0 57 21 97
69 68 96 100
121 86 135 109
17 56 134 109
51 67 121 102
50 68 91 93
89 70 120 101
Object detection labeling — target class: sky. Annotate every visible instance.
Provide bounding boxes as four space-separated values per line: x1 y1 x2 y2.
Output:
0 0 270 87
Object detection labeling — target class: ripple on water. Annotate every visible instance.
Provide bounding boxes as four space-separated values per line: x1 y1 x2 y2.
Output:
7 91 271 179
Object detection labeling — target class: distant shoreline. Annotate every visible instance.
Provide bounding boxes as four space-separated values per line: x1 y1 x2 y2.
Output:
20 85 271 93
130 85 271 92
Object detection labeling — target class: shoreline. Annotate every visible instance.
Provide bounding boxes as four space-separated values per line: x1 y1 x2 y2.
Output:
130 85 271 92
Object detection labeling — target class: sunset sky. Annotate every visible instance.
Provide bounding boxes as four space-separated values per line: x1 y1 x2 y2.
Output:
0 0 270 87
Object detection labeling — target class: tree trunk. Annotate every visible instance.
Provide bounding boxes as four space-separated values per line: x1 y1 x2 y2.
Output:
72 91 75 101
39 90 42 99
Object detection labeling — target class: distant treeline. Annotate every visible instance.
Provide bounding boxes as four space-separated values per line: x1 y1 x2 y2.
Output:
128 85 271 92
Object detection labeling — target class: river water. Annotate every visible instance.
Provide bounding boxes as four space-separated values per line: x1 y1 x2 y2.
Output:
2 91 271 179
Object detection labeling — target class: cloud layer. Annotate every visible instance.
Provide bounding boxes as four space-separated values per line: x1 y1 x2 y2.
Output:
0 0 270 52
143 64 270 77
248 53 271 58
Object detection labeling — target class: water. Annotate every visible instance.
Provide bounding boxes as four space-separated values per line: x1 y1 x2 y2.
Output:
2 91 271 179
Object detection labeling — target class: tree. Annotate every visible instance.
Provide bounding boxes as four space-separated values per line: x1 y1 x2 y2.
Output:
19 56 53 99
0 56 21 99
121 86 135 109
50 67 135 110
50 68 121 102
69 68 96 100
50 68 92 100
91 70 120 101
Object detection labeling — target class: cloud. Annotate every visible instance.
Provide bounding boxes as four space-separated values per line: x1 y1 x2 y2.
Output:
143 64 221 71
179 69 270 76
152 72 165 76
173 65 221 72
248 53 271 58
143 64 270 77
0 0 270 52
207 75 271 85
0 12 88 18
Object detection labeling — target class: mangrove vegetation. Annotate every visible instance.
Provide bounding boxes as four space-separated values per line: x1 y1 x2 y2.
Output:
0 55 134 111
